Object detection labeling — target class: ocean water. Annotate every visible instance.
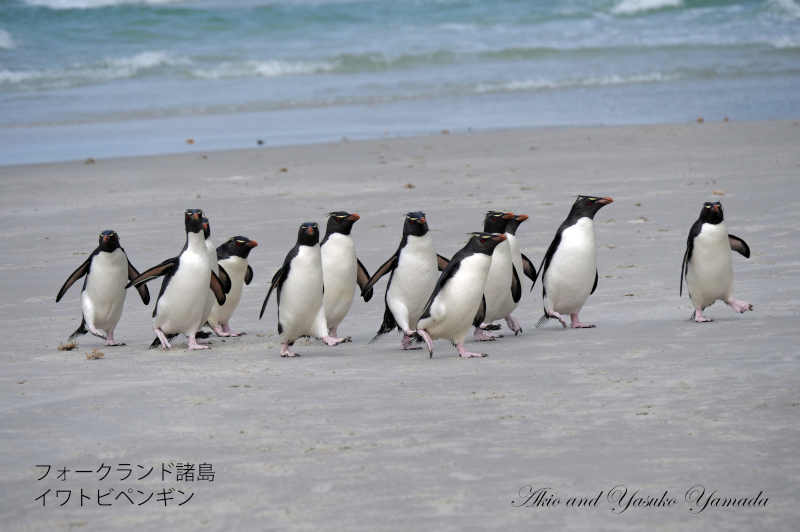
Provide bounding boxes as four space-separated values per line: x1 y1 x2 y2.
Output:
1 0 799 164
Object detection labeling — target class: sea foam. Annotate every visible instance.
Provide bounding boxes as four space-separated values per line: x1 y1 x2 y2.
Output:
0 29 15 50
474 72 682 94
612 0 683 16
192 60 337 80
21 0 189 9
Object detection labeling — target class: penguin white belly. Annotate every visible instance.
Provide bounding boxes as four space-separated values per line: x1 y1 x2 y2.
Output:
387 233 438 331
321 234 357 330
544 218 596 315
483 239 515 322
279 245 327 342
419 254 491 344
154 244 211 337
200 238 218 326
82 248 128 332
209 257 247 327
686 222 734 309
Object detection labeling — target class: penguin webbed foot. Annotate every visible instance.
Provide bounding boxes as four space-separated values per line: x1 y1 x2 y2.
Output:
504 315 523 335
187 336 210 350
322 335 347 346
473 327 497 342
693 309 713 322
280 342 300 357
570 314 595 329
412 330 434 357
726 299 753 314
88 327 107 340
456 343 488 358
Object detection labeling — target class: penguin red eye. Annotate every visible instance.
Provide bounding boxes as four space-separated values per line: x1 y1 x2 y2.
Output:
236 242 242 246
587 200 593 206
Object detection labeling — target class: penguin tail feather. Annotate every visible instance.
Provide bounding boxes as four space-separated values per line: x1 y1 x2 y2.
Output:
535 313 550 329
410 332 425 345
368 306 399 346
149 337 162 349
195 330 212 339
68 317 89 340
482 323 502 331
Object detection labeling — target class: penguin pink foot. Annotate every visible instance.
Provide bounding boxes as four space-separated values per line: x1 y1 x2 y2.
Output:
548 310 568 328
222 323 245 336
474 325 502 341
505 315 523 335
104 330 125 346
322 335 348 346
187 336 210 350
154 327 172 350
212 326 232 337
326 327 352 343
570 314 596 328
415 329 434 358
401 330 422 350
280 343 299 357
195 337 211 345
89 326 106 339
694 309 713 322
456 343 488 358
726 299 753 313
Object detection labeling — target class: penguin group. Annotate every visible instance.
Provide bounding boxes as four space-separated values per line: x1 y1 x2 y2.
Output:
56 198 754 357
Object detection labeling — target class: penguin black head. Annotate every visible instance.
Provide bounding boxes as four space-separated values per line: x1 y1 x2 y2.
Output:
202 217 211 239
568 196 613 219
184 209 205 233
699 201 724 224
324 211 360 237
296 222 321 246
220 236 259 259
403 211 429 237
98 230 121 252
466 231 507 255
483 211 514 234
505 214 529 235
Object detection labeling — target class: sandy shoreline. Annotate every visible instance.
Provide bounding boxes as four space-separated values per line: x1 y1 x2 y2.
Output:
1 120 799 530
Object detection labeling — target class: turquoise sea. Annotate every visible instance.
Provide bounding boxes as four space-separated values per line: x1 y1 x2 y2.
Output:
1 0 799 164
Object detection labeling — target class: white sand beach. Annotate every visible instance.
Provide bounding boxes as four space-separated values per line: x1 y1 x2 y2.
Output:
1 120 799 530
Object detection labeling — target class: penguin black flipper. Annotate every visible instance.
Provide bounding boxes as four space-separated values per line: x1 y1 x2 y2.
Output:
244 265 254 285
591 270 598 295
56 251 97 302
259 263 290 319
209 270 227 306
356 258 373 302
520 253 538 287
126 259 150 305
680 218 702 297
511 265 522 303
436 254 449 271
419 257 462 321
217 264 232 294
360 255 397 297
472 295 487 328
537 229 562 293
126 257 177 288
728 234 750 258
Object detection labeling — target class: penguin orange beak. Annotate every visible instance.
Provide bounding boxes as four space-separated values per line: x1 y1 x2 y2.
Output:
597 197 614 205
102 235 109 243
203 223 208 230
515 214 529 221
491 234 507 242
192 212 201 220
502 212 514 219
711 204 720 212
347 213 360 222
417 217 426 224
306 227 314 236
246 240 258 248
